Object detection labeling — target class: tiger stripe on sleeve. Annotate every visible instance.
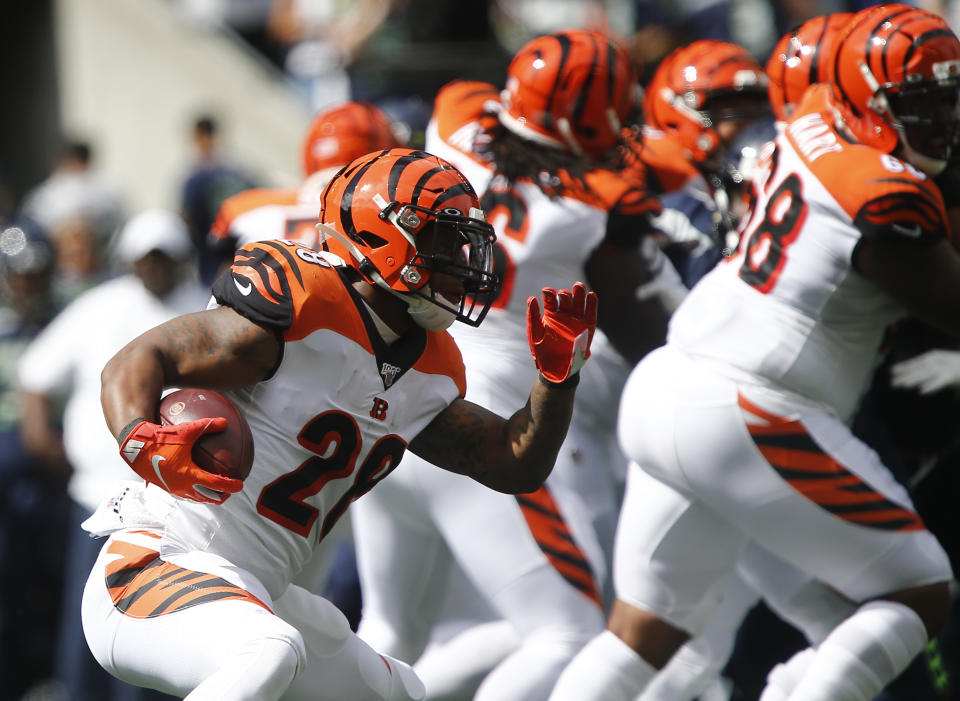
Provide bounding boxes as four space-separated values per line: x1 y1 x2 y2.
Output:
212 239 371 348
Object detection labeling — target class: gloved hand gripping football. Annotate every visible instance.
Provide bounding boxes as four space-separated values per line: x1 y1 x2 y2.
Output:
526 282 599 384
119 419 243 504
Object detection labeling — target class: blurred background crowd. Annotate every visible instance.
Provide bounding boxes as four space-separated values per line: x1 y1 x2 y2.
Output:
1 1 959 700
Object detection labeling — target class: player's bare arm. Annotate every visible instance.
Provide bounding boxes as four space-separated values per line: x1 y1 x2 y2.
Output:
100 305 280 437
411 282 597 494
854 236 960 337
409 379 576 494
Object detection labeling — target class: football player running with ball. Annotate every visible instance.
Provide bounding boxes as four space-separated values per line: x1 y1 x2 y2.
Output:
80 148 598 701
552 5 960 701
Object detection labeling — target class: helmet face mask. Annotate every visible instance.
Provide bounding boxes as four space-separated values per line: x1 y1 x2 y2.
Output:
378 200 500 326
699 90 774 128
883 77 960 167
319 149 501 329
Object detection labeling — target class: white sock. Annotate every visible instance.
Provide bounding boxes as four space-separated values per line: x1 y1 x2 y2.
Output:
549 630 657 701
781 600 928 701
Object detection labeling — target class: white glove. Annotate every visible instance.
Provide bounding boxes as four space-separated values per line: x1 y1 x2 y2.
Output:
890 349 960 394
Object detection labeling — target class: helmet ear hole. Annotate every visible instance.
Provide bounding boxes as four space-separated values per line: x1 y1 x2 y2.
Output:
356 231 389 249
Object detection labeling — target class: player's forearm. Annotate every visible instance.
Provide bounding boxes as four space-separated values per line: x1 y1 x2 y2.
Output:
410 378 577 494
100 338 169 439
499 374 578 492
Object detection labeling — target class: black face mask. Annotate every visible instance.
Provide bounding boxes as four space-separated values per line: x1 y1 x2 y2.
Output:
389 203 502 327
886 79 960 162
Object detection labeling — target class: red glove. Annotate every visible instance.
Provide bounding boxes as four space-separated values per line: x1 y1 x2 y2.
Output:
526 282 598 384
119 419 243 504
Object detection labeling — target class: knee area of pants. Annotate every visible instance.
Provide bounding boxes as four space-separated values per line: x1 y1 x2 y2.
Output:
254 636 304 683
232 619 307 674
357 652 425 701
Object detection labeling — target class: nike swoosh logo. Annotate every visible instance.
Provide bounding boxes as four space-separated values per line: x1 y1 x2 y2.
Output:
891 222 922 238
233 276 253 296
151 455 172 491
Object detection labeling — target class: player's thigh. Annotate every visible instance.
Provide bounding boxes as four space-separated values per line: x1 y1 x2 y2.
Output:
82 533 301 695
622 348 952 604
351 457 452 648
613 463 746 632
687 400 953 601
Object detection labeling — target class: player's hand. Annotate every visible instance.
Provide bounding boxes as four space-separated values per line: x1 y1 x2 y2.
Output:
890 349 960 395
118 419 243 504
526 282 598 384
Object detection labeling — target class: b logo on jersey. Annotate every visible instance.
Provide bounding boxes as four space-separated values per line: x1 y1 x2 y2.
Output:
370 398 389 421
380 362 402 388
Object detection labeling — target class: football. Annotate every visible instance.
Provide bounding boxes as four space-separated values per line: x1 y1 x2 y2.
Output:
158 388 255 481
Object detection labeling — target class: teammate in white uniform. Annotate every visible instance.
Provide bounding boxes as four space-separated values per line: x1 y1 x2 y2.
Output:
552 5 960 700
349 30 681 701
80 148 600 700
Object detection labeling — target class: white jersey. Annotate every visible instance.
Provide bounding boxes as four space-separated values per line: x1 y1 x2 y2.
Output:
667 85 950 422
209 179 330 251
123 240 465 600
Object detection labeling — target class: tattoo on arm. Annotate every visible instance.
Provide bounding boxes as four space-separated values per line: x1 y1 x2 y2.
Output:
410 380 575 493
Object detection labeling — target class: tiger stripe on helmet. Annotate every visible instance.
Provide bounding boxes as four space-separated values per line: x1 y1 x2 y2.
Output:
317 148 500 326
766 13 853 121
385 150 477 211
832 5 911 116
829 4 960 173
644 39 768 162
501 29 636 158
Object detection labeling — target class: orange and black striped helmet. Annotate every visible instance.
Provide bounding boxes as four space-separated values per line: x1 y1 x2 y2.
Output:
829 3 960 175
499 29 637 159
318 148 500 328
644 40 770 164
301 101 402 178
766 13 853 122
